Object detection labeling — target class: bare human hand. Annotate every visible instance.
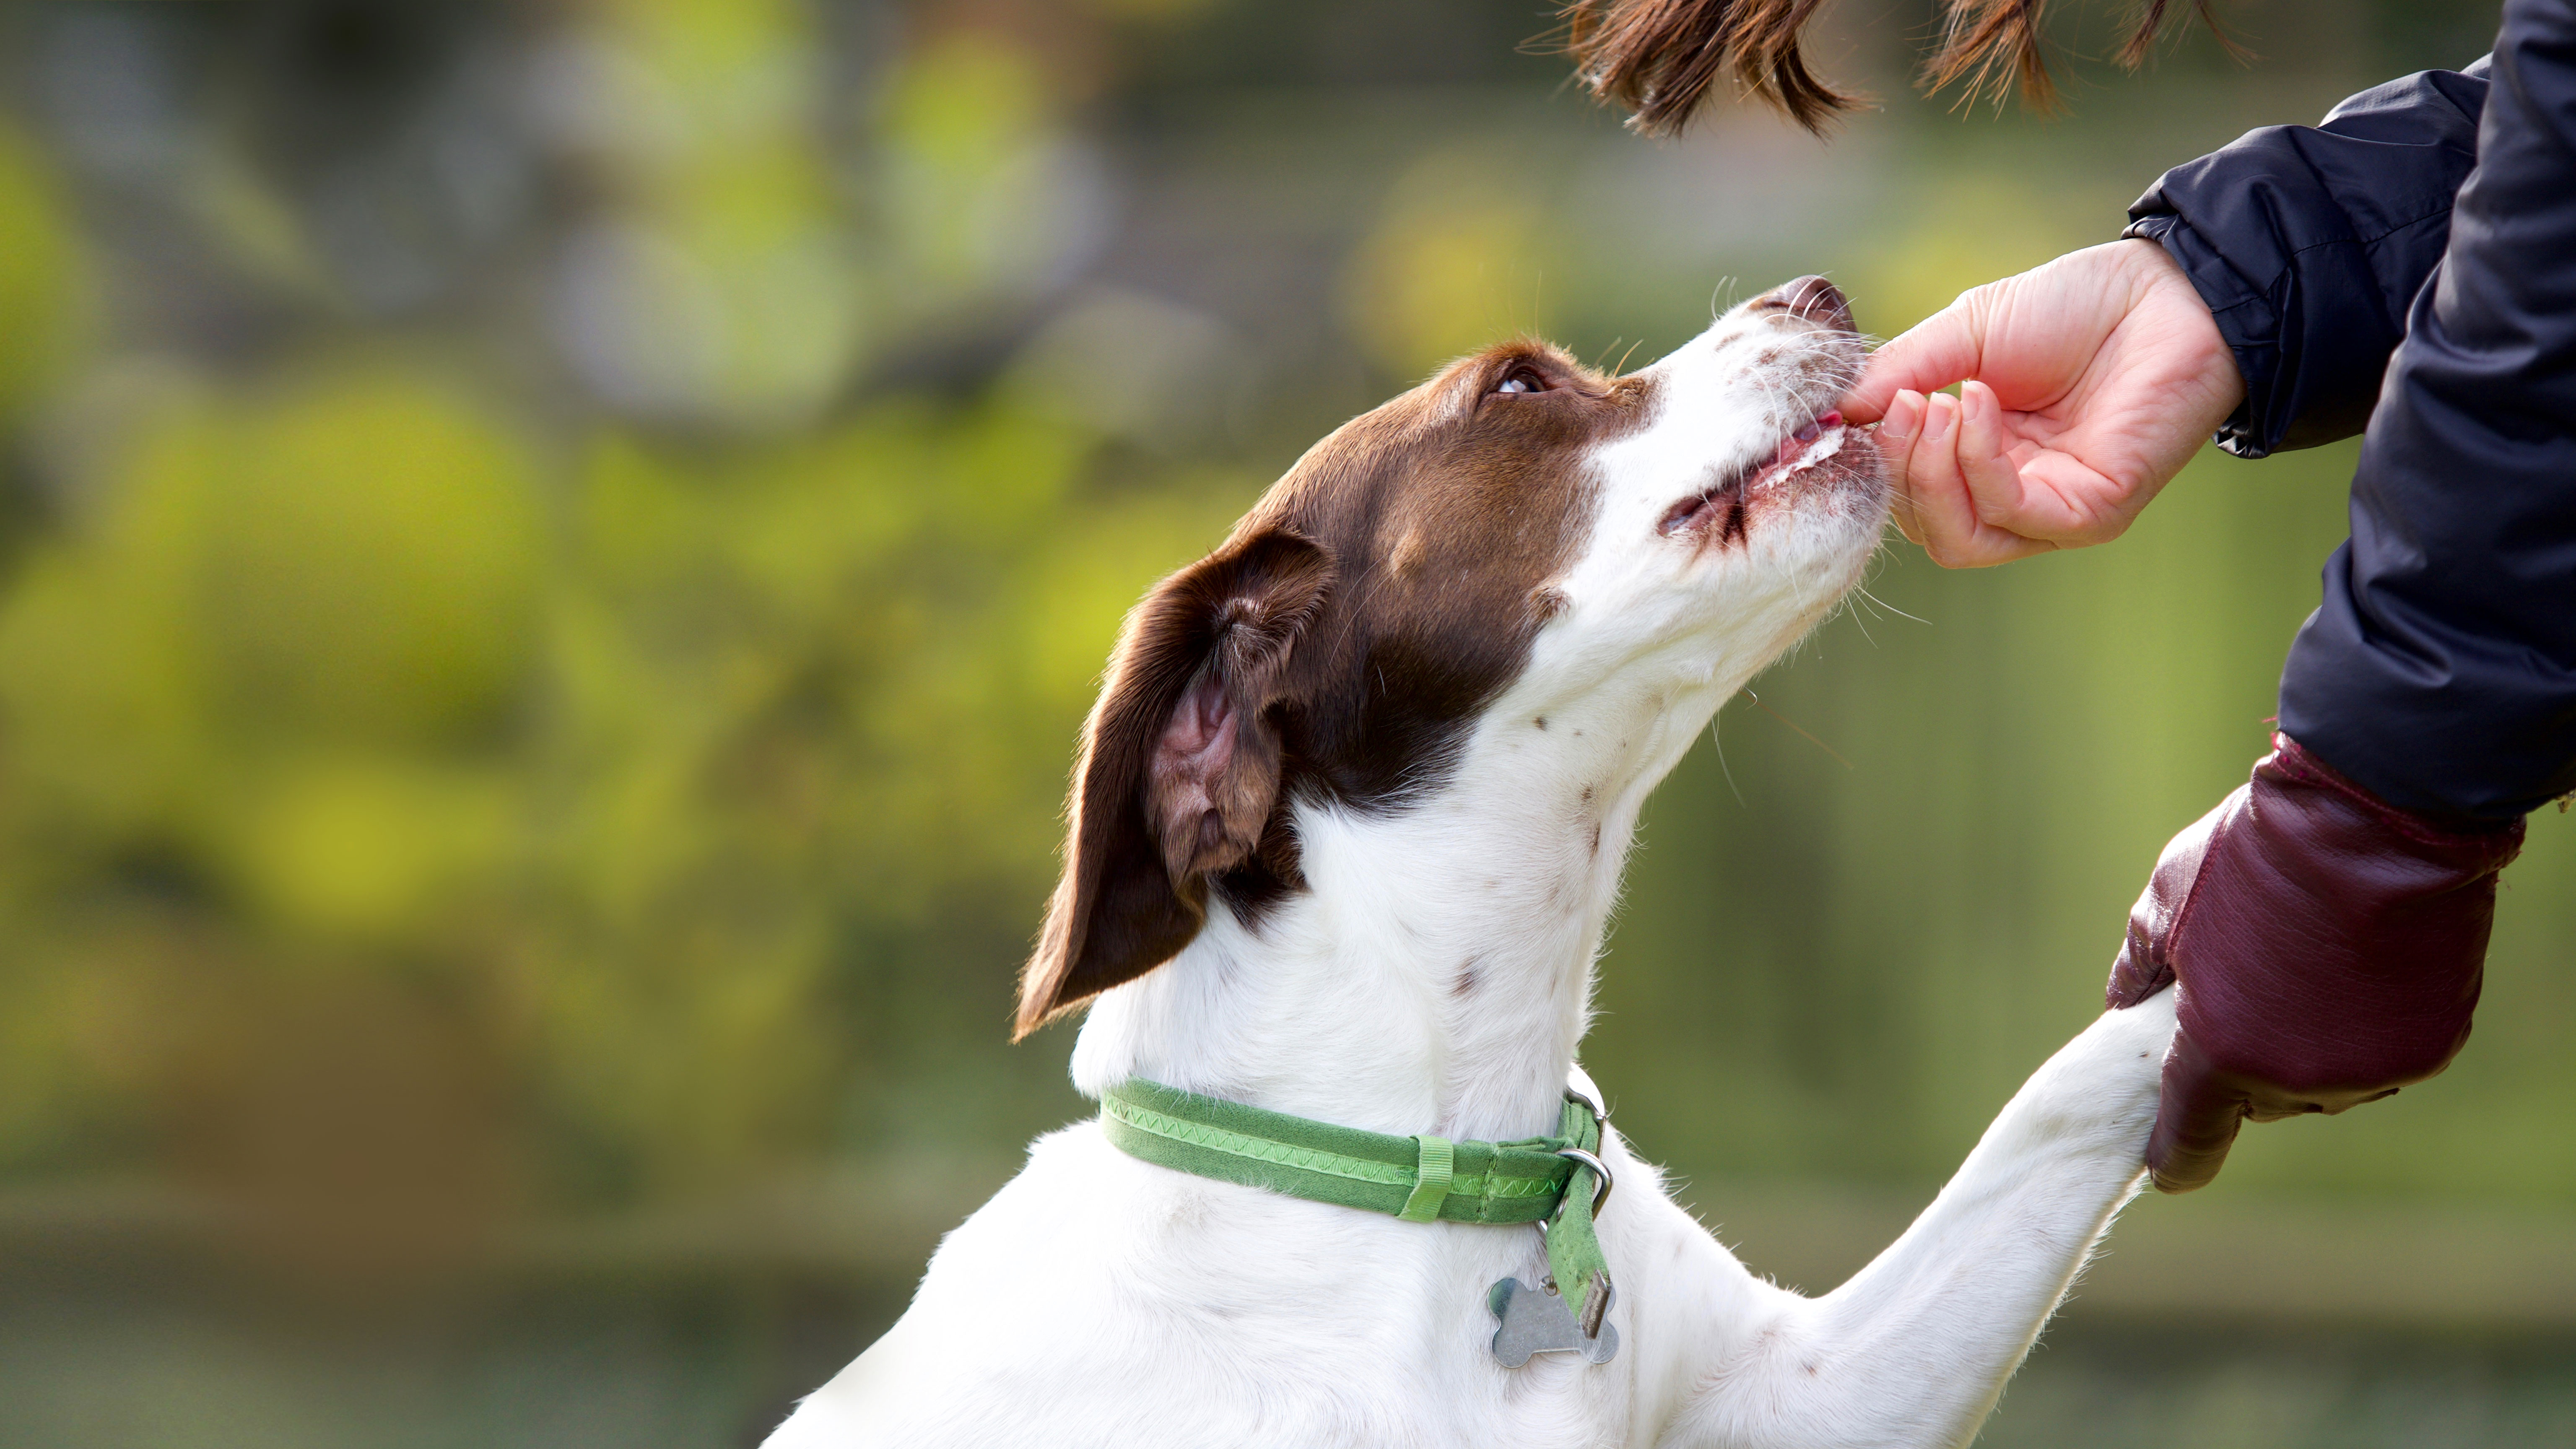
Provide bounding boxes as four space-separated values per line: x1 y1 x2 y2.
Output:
1842 240 2247 568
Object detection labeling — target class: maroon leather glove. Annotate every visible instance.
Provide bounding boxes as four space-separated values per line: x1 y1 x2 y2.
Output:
2105 735 2525 1193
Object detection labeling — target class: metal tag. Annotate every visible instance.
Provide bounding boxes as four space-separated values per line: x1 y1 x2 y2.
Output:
1488 1276 1618 1367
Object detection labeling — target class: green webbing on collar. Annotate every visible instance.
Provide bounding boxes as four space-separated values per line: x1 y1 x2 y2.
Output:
1098 1078 1614 1329
1398 1135 1454 1222
1540 1092 1611 1334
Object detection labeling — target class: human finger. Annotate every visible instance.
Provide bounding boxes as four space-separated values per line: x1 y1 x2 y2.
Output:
1878 390 1928 544
1841 302 1984 424
1902 392 2036 568
2145 1029 2249 1194
1955 381 2033 531
2010 446 2154 550
1902 392 1979 560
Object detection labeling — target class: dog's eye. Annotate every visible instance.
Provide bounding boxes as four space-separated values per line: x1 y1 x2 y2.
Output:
1493 367 1549 395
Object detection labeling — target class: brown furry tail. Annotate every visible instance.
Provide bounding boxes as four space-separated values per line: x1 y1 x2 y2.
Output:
1558 0 2238 138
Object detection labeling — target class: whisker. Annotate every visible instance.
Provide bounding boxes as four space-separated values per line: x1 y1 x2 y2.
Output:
1743 688 1854 771
1854 584 1929 626
1709 712 1746 806
1844 595 1877 647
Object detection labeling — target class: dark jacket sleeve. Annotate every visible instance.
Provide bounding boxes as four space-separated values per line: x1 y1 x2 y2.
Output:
2275 0 2576 823
2123 62 2489 459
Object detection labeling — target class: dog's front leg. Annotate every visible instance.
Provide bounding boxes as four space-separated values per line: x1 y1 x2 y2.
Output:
1670 989 2177 1449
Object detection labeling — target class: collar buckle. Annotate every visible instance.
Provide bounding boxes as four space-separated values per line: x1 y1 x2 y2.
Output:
1563 1065 1609 1130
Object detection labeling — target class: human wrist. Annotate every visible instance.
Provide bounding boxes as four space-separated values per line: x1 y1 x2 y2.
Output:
2117 734 2523 1192
2122 216 2270 455
2173 738 2519 1093
2123 238 2246 425
2265 735 2525 845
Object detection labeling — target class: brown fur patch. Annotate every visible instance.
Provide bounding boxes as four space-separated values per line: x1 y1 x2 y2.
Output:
1558 0 1852 136
1013 344 1654 1035
1453 957 1483 997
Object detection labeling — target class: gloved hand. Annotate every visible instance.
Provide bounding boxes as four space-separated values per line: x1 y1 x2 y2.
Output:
2105 735 2525 1193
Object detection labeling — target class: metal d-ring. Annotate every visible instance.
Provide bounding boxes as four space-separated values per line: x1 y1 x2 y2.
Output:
1554 1146 1613 1217
1563 1068 1609 1130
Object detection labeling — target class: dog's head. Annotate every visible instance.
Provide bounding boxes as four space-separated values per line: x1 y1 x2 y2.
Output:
1015 276 1884 1036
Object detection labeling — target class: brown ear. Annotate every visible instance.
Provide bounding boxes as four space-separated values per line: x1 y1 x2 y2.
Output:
1013 529 1334 1038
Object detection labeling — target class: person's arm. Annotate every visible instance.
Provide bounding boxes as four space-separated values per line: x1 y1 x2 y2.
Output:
1847 60 2491 566
2274 0 2576 824
2113 0 2576 1194
2124 61 2490 460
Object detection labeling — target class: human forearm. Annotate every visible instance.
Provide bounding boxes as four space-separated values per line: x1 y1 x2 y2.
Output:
2276 0 2576 824
2125 62 2490 458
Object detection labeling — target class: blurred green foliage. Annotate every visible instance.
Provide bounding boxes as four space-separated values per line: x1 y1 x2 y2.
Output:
0 2 1248 1225
0 360 1252 1210
0 127 86 424
0 0 2566 1217
3 0 2571 1444
0 0 2560 1322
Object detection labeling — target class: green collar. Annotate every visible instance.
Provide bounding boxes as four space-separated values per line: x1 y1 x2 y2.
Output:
1098 1077 1615 1339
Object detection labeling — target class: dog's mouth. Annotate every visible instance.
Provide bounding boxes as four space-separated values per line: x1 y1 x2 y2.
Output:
1659 410 1852 544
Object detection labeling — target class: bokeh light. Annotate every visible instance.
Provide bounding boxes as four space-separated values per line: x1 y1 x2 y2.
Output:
0 3 2561 1446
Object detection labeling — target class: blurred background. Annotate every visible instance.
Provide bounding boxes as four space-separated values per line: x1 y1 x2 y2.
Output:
0 1 2565 1444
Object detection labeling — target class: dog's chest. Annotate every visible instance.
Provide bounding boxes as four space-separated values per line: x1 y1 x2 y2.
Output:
776 1125 1664 1448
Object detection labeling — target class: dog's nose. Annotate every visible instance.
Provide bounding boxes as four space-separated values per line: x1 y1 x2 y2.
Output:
1750 275 1852 332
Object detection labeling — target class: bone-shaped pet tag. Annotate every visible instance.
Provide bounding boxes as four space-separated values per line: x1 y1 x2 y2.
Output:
1488 1276 1618 1366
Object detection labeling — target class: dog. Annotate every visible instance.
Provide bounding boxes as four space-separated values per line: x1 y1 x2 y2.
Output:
763 276 2178 1448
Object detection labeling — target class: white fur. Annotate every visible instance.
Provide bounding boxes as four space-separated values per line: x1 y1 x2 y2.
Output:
764 300 2179 1448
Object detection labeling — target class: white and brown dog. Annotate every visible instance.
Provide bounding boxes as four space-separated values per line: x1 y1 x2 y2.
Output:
765 277 2176 1448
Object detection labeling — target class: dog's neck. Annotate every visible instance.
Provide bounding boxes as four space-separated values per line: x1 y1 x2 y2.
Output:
1070 669 1729 1143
